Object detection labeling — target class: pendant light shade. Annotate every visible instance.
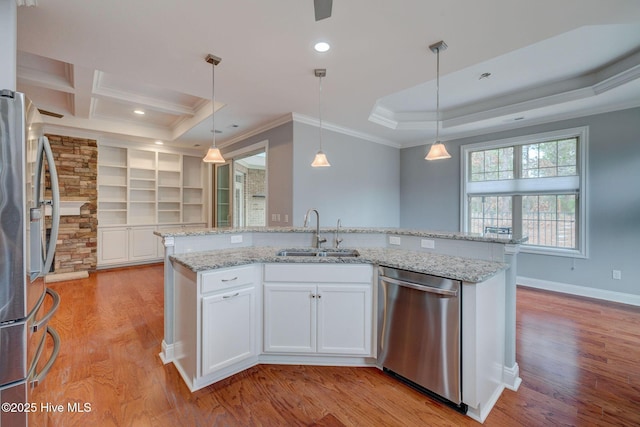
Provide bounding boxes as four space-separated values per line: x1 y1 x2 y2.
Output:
425 142 451 160
311 150 330 167
203 147 225 163
425 41 451 161
312 68 330 167
203 54 225 163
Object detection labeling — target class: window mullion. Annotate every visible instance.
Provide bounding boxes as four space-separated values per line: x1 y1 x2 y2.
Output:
512 195 523 240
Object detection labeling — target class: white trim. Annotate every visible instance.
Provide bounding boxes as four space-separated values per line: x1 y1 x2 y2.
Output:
219 113 293 148
517 276 640 307
503 363 522 391
460 126 588 258
159 340 174 364
292 113 399 148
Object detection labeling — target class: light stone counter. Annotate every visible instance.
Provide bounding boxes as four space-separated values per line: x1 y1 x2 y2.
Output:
155 226 526 245
170 246 507 283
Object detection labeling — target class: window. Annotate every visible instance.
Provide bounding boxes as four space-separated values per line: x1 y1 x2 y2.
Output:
461 127 588 257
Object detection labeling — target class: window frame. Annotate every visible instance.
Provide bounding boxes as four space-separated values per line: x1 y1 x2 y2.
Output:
460 127 589 258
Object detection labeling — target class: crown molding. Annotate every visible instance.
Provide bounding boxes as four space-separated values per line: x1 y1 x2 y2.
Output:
292 113 399 148
218 113 294 148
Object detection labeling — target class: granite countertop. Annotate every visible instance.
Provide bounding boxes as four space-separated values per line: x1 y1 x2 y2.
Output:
155 226 527 245
170 246 508 283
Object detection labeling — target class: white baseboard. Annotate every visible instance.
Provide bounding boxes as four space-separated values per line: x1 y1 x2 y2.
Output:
517 276 640 307
503 363 522 391
159 340 174 365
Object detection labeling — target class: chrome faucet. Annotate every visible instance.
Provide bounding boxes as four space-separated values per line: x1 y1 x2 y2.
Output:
334 218 343 248
303 208 326 248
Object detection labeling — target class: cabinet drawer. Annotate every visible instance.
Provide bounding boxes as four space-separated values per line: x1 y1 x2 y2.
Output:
263 263 372 283
201 266 256 294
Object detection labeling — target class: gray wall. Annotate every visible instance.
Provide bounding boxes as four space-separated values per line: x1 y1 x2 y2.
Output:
400 143 463 231
292 121 400 227
222 122 294 227
400 107 640 297
223 119 401 228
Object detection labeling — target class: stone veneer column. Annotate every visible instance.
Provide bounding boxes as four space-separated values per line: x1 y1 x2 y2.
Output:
45 134 98 274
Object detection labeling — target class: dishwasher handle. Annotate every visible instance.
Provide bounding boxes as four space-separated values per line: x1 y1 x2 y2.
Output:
380 275 458 297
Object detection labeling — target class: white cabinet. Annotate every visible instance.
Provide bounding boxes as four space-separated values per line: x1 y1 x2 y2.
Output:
202 285 257 375
317 284 372 355
97 227 129 264
97 225 160 266
263 264 373 356
172 264 261 391
129 226 158 261
263 283 316 353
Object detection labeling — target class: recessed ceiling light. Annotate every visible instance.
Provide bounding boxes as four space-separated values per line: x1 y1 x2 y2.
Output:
314 42 330 53
155 140 163 145
479 72 492 80
134 109 145 115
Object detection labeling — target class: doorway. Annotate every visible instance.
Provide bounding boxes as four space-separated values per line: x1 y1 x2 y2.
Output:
213 148 266 228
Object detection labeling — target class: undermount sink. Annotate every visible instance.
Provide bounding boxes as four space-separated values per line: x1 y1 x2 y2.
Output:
276 248 360 258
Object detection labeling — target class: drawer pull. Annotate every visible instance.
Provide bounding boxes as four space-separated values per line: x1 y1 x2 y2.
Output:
221 276 238 282
223 292 240 299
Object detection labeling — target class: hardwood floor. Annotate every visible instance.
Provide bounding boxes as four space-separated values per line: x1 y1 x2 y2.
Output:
31 264 640 426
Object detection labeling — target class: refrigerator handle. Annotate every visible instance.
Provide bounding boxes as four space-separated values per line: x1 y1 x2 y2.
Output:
30 326 61 388
32 288 60 332
39 136 60 276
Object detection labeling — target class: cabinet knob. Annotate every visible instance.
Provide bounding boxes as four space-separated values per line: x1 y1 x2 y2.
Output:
310 294 316 299
317 294 322 299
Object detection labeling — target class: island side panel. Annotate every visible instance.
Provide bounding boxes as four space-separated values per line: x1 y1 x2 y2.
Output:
462 270 506 423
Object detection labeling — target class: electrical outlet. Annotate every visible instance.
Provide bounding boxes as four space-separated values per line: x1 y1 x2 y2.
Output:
389 236 401 245
612 270 622 280
271 214 277 222
284 214 289 223
421 239 435 249
230 235 243 244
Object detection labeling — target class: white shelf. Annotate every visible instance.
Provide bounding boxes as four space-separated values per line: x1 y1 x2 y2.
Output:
98 145 205 226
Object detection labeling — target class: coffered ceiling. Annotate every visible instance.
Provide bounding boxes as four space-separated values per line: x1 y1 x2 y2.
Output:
15 0 640 150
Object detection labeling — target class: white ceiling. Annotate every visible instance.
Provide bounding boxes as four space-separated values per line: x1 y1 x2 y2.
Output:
15 0 640 150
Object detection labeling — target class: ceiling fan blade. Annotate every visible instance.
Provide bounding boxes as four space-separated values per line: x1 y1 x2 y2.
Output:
38 109 64 118
314 0 332 21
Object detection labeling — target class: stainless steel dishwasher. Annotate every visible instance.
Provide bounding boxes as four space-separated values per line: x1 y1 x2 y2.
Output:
377 266 466 413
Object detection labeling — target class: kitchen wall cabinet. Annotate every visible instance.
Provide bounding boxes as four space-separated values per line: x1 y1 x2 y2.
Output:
97 143 207 267
263 264 373 356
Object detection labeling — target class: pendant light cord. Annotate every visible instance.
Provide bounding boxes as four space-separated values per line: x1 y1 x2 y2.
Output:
435 46 440 143
211 60 216 149
318 74 323 151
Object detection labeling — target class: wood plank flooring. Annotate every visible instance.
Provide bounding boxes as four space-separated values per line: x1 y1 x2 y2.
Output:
30 264 640 426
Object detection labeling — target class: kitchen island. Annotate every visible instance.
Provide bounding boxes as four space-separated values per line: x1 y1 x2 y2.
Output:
156 227 523 423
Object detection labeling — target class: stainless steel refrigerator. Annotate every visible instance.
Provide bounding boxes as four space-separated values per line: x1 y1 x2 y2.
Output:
0 90 61 426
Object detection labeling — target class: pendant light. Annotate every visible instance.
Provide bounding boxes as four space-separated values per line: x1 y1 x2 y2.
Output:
425 41 451 161
203 54 226 163
311 68 330 167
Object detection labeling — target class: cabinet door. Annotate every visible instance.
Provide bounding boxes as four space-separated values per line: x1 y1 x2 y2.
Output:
129 226 158 261
317 284 372 355
202 286 256 376
263 283 316 353
97 228 129 265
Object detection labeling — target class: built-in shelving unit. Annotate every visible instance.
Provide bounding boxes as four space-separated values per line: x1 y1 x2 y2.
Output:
98 146 128 225
183 155 206 224
97 144 207 267
98 146 206 226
